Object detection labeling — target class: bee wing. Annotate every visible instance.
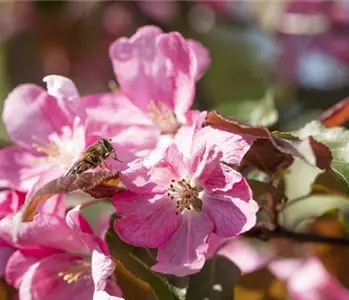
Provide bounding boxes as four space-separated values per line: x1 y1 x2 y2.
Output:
65 160 80 176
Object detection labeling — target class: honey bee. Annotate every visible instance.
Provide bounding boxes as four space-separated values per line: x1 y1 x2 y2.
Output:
65 138 121 176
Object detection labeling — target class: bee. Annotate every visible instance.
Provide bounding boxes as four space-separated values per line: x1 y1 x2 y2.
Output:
65 138 121 176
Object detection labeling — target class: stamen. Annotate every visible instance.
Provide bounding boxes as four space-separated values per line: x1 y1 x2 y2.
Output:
31 136 59 156
167 178 203 214
148 101 180 135
57 261 90 284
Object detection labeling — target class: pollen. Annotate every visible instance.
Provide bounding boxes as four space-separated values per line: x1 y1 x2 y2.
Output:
167 178 204 214
31 136 59 157
148 101 180 135
57 261 90 284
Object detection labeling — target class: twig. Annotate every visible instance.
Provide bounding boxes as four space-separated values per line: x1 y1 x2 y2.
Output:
245 226 349 246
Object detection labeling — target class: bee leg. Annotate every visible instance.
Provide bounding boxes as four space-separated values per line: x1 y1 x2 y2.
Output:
112 152 123 163
100 159 112 171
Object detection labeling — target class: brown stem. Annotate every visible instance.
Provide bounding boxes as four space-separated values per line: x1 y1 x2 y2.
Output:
244 226 349 246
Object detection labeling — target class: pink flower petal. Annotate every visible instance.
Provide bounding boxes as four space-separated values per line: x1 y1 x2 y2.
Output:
66 206 94 235
189 138 222 184
286 257 349 300
158 32 196 119
150 144 187 192
109 26 167 112
0 246 14 277
81 92 157 169
0 190 25 219
18 253 94 300
203 163 243 194
217 238 271 274
43 75 79 102
91 249 115 291
3 84 74 149
187 39 211 80
82 92 153 130
152 212 213 276
0 146 31 189
109 26 197 118
5 250 39 288
203 194 258 237
0 215 94 256
113 192 180 248
93 290 124 300
193 126 254 166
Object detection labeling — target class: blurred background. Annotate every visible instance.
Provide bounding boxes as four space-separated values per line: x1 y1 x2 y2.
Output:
1 0 349 142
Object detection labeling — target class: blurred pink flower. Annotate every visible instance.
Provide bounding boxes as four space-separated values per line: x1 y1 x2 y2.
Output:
217 237 349 299
0 190 26 278
1 206 122 300
270 257 349 300
113 125 257 276
85 26 210 162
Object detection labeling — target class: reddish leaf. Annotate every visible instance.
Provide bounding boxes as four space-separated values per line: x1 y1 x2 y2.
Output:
205 111 332 173
85 177 124 198
12 171 119 241
319 97 349 127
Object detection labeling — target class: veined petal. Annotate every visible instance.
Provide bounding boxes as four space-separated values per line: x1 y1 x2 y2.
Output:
3 84 74 150
113 192 180 248
203 164 252 202
152 212 213 276
0 215 94 256
66 206 94 235
93 290 124 300
91 249 115 291
150 144 187 191
203 194 258 237
18 253 94 300
193 126 254 166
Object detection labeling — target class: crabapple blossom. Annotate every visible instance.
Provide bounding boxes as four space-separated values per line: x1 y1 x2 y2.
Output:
113 125 257 276
83 25 210 163
0 206 122 300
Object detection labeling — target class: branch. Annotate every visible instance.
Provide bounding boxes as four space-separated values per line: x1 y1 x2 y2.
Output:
245 226 349 246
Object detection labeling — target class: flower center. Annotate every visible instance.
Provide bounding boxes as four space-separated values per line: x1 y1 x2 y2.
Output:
58 260 91 284
30 118 85 169
167 178 203 214
148 101 180 135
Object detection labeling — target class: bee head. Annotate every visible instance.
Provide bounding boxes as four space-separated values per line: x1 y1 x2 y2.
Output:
100 138 115 155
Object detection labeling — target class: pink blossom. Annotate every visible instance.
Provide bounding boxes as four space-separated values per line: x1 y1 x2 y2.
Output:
0 75 86 191
1 206 122 300
80 26 210 164
0 75 126 192
113 126 257 276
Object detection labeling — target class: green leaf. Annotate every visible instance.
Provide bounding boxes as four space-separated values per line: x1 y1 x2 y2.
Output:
296 121 349 192
106 215 175 300
217 90 278 127
186 255 241 300
284 158 323 201
279 194 349 231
